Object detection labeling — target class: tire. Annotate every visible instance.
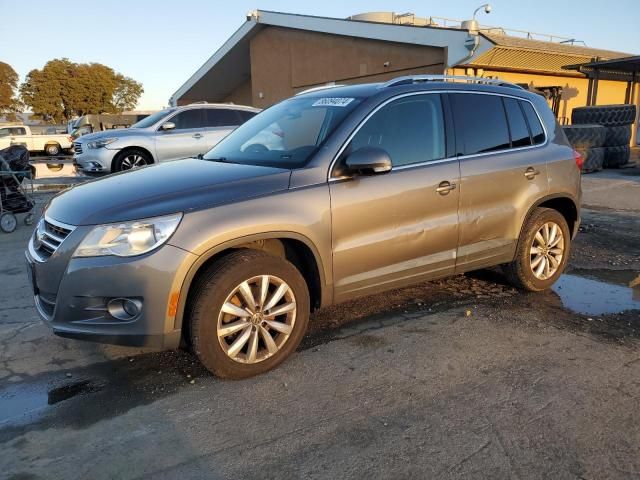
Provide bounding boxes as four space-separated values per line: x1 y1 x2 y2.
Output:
113 149 152 172
576 147 605 173
188 249 310 379
571 104 637 127
562 124 606 149
603 145 631 168
503 208 570 292
45 143 61 156
0 212 18 233
603 125 632 147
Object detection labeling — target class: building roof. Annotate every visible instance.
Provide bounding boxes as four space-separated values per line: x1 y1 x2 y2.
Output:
563 55 640 81
467 33 632 75
170 10 493 105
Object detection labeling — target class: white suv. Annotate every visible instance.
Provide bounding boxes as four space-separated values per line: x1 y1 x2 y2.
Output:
73 103 260 173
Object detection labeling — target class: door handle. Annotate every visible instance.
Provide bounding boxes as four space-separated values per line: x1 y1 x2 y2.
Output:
436 181 456 195
193 133 204 139
524 167 540 180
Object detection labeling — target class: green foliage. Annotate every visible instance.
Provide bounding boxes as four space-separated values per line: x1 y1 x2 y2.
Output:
20 58 144 122
0 61 22 121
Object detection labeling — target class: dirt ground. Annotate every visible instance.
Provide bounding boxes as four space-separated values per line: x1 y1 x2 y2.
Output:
0 167 638 480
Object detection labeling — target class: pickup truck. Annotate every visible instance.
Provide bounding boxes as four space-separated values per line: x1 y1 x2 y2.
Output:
0 125 73 156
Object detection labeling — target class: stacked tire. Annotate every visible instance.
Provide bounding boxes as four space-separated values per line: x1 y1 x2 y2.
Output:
570 104 636 168
562 124 606 173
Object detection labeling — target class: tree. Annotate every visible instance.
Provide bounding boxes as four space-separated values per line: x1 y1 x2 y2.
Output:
112 74 144 111
0 61 21 121
20 59 144 122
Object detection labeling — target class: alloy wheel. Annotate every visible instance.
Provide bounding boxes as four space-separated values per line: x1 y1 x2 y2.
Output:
530 221 564 280
121 154 147 170
217 275 297 364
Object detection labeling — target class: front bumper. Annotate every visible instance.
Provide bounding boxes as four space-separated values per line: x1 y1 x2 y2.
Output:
25 238 197 349
73 146 118 173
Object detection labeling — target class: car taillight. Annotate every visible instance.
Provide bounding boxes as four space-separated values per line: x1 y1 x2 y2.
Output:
573 149 583 171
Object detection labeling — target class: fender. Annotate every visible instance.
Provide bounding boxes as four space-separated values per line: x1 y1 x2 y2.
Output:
173 230 330 331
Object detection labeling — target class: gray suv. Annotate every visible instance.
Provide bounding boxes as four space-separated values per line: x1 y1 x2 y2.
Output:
73 103 259 173
26 76 581 379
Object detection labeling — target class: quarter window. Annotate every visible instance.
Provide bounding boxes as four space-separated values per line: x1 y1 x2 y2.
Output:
450 93 510 155
349 95 446 167
168 109 202 130
521 101 546 145
503 97 532 148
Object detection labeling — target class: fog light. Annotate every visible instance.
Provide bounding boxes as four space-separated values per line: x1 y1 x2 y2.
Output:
107 298 142 321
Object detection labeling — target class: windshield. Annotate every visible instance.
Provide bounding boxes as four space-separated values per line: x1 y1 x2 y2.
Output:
203 96 362 168
131 109 176 129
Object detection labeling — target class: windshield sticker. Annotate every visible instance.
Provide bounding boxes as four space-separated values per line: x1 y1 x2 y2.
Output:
312 97 355 107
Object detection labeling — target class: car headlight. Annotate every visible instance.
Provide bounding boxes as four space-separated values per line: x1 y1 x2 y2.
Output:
73 213 182 258
87 138 118 149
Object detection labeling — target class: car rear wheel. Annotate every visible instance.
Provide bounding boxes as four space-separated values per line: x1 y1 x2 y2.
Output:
503 208 570 291
113 149 151 172
188 249 310 379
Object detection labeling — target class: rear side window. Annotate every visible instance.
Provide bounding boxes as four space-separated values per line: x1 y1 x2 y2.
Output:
169 109 203 130
521 102 546 145
349 94 445 167
503 98 532 148
450 93 510 155
205 109 241 127
236 110 257 123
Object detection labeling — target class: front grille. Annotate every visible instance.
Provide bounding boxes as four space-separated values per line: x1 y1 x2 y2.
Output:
73 142 83 154
32 217 75 261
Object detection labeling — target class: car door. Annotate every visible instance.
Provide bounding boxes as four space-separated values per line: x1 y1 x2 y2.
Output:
449 92 549 272
202 108 244 150
154 108 207 162
329 93 460 302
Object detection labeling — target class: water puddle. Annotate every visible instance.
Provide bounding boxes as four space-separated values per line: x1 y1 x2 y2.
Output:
552 273 640 316
0 378 103 426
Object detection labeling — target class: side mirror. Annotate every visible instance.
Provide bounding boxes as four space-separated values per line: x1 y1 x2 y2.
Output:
160 122 176 131
344 147 392 176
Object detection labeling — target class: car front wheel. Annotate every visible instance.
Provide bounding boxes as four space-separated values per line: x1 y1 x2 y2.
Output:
113 149 151 172
504 207 571 291
188 249 310 379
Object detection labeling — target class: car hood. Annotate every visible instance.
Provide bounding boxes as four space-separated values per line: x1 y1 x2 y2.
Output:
76 128 147 142
46 159 291 225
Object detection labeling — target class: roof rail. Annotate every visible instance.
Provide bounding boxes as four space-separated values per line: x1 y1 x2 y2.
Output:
188 101 209 104
379 75 524 90
295 84 346 96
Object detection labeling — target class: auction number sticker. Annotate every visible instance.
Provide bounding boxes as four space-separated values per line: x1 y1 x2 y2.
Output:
312 97 355 107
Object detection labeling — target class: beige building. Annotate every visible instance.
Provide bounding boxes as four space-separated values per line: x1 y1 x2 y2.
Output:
171 10 638 138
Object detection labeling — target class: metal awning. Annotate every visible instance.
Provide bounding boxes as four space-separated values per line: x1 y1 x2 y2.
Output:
563 56 640 105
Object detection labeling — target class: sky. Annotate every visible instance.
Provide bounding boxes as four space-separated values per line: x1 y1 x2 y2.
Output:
2 0 639 110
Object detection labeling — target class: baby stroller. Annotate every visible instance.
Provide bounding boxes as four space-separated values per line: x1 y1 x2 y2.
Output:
0 145 35 233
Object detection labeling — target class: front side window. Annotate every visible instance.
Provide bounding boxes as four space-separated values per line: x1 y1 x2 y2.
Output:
0 128 9 137
168 109 203 130
204 96 362 168
348 94 446 167
450 93 510 155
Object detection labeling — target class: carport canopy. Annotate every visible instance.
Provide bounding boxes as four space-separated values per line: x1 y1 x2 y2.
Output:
563 55 640 106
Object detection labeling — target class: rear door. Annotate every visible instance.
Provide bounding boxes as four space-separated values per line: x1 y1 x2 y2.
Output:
330 93 460 302
450 92 549 272
154 108 207 162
